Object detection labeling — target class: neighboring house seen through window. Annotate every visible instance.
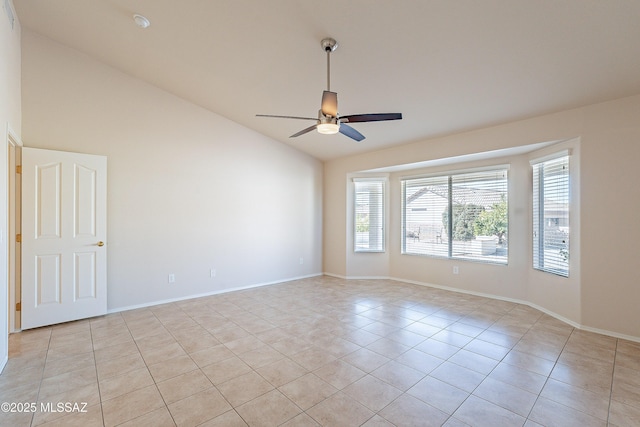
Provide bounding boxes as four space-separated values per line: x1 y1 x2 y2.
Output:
402 168 509 264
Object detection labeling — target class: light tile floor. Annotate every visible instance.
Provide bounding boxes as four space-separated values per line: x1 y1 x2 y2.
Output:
1 276 640 426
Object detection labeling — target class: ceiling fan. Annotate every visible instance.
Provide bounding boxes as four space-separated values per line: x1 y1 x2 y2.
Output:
257 38 402 142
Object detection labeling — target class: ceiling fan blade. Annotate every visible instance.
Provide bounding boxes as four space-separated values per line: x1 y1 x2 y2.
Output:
321 91 338 117
290 124 318 138
256 114 317 121
339 123 365 142
341 113 402 123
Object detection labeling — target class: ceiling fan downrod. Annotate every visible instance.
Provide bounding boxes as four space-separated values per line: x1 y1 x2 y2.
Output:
321 38 338 92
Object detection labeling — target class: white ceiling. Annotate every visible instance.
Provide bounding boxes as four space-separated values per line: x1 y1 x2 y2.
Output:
14 0 640 161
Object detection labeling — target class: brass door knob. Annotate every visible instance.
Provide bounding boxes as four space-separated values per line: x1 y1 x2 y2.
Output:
97 241 105 247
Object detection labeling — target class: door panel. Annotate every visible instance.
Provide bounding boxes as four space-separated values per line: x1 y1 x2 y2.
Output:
75 164 96 237
36 254 61 305
75 252 97 299
22 147 107 329
37 162 61 238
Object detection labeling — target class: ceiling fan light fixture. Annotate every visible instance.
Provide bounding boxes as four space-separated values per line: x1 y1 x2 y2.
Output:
317 123 340 135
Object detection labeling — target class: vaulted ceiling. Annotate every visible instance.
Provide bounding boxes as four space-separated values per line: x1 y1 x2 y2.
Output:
14 0 640 160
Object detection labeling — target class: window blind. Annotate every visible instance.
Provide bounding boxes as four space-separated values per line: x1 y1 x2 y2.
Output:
532 155 570 276
402 175 449 257
402 168 508 263
354 179 385 252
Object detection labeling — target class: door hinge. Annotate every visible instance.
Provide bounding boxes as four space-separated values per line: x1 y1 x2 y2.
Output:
16 165 21 174
15 302 21 311
16 234 21 243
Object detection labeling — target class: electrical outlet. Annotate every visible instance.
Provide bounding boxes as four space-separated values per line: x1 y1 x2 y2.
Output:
453 266 459 275
210 269 216 278
299 257 304 265
168 274 175 283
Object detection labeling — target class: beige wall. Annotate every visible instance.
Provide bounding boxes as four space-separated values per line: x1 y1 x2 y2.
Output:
21 31 323 311
324 95 640 340
579 96 640 335
1 0 21 368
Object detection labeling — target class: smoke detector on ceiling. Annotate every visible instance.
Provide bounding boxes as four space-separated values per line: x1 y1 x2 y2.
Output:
133 14 150 29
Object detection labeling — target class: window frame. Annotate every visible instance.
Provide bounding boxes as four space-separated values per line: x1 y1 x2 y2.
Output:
353 177 386 253
531 151 571 277
401 166 509 265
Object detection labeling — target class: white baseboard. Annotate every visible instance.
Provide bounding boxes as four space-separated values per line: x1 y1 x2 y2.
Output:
323 273 390 280
323 272 640 343
0 355 8 374
107 273 323 315
323 272 348 279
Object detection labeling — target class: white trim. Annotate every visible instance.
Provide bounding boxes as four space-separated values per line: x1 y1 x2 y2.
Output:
389 276 639 342
529 149 571 166
400 164 510 182
570 323 640 343
322 273 640 343
6 125 22 335
323 273 394 281
106 273 323 315
3 125 23 372
352 177 388 183
353 178 386 253
323 272 348 280
361 141 560 174
339 275 391 280
6 125 22 147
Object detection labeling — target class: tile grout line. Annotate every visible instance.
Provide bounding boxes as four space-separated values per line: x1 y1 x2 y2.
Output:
121 309 177 427
607 338 618 426
437 304 539 425
89 319 106 427
29 327 53 427
520 322 570 424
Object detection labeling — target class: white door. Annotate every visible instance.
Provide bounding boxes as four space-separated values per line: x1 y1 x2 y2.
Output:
21 147 107 329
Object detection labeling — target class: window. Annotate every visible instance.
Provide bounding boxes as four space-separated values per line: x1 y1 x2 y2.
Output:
354 178 385 252
532 152 570 277
402 168 508 264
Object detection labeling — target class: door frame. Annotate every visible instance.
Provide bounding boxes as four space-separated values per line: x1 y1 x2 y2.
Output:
7 126 22 332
